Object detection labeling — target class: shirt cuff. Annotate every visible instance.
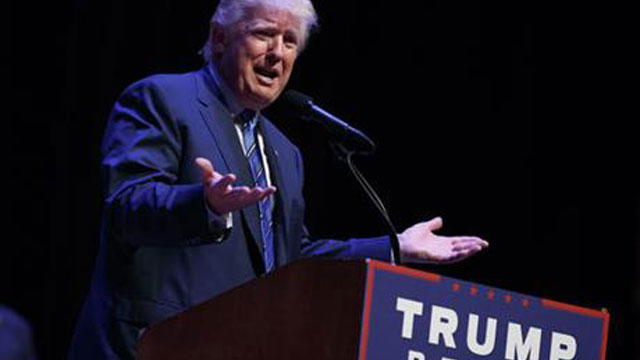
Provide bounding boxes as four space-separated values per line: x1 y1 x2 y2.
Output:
205 200 233 242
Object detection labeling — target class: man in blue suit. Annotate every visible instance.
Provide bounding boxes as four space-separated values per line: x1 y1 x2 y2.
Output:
68 0 488 358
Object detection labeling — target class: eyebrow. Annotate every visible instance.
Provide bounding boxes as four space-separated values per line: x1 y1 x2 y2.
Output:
246 19 299 35
246 19 278 29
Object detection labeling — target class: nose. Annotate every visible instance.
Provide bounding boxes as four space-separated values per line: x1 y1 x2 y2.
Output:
266 36 284 64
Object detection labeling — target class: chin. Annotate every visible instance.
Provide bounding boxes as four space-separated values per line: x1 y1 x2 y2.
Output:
248 88 282 108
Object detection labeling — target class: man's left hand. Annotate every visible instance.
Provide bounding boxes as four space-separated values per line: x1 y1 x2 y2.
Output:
398 217 489 264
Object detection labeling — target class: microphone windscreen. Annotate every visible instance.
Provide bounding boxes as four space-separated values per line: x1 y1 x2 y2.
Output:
282 90 313 113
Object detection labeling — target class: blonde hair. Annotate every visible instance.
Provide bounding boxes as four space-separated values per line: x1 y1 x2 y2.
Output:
200 0 318 61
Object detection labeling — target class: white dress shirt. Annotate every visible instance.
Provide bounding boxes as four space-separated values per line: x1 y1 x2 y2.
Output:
205 62 274 235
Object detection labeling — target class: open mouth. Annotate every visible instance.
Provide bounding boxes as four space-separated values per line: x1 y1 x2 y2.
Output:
254 66 280 84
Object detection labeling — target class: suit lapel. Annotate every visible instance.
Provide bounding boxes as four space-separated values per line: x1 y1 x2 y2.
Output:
195 68 264 252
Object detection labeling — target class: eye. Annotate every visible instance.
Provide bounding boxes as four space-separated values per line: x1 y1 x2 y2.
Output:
284 33 299 49
252 28 276 40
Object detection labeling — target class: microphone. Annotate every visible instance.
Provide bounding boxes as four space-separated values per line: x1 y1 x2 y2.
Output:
282 90 376 154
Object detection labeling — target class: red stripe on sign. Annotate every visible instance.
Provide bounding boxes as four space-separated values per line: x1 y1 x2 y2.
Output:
542 298 610 359
358 260 377 360
600 310 610 360
541 299 606 318
369 259 441 282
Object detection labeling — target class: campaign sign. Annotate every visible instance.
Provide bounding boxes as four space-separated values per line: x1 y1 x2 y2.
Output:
358 260 609 360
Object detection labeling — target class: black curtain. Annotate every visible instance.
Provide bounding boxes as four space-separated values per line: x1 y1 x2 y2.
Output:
8 1 637 358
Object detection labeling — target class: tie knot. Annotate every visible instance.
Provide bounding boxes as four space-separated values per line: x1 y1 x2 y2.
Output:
238 109 257 129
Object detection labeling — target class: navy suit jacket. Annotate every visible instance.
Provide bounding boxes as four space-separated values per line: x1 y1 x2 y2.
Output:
68 67 391 359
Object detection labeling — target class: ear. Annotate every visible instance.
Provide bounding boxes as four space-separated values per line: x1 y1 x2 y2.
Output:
210 23 227 59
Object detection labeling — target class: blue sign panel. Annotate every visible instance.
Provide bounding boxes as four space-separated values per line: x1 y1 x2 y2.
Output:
359 260 609 360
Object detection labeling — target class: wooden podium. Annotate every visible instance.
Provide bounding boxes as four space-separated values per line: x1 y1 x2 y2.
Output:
136 259 369 359
137 259 609 360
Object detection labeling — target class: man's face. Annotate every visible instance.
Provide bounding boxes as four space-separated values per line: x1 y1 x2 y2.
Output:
214 5 302 110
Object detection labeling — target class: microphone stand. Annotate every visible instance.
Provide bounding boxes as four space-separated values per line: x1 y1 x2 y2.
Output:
328 142 402 265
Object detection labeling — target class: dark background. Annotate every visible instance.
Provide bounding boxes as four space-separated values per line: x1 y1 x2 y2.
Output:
8 0 638 359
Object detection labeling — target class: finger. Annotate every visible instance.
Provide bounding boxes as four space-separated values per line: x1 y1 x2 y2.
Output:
451 236 477 244
452 242 484 252
222 186 275 210
454 245 483 259
231 188 266 208
257 186 277 200
248 187 266 199
227 186 252 197
446 244 483 263
243 185 273 197
452 237 489 248
471 238 489 248
195 157 214 182
425 216 443 231
212 174 237 193
452 242 477 252
456 236 489 248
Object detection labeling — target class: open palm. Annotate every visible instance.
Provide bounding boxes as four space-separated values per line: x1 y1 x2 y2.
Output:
398 217 489 264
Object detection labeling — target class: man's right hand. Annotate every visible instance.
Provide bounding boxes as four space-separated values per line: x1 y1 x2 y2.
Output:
195 157 276 214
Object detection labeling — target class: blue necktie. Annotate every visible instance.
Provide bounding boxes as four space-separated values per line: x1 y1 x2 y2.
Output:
238 110 275 272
